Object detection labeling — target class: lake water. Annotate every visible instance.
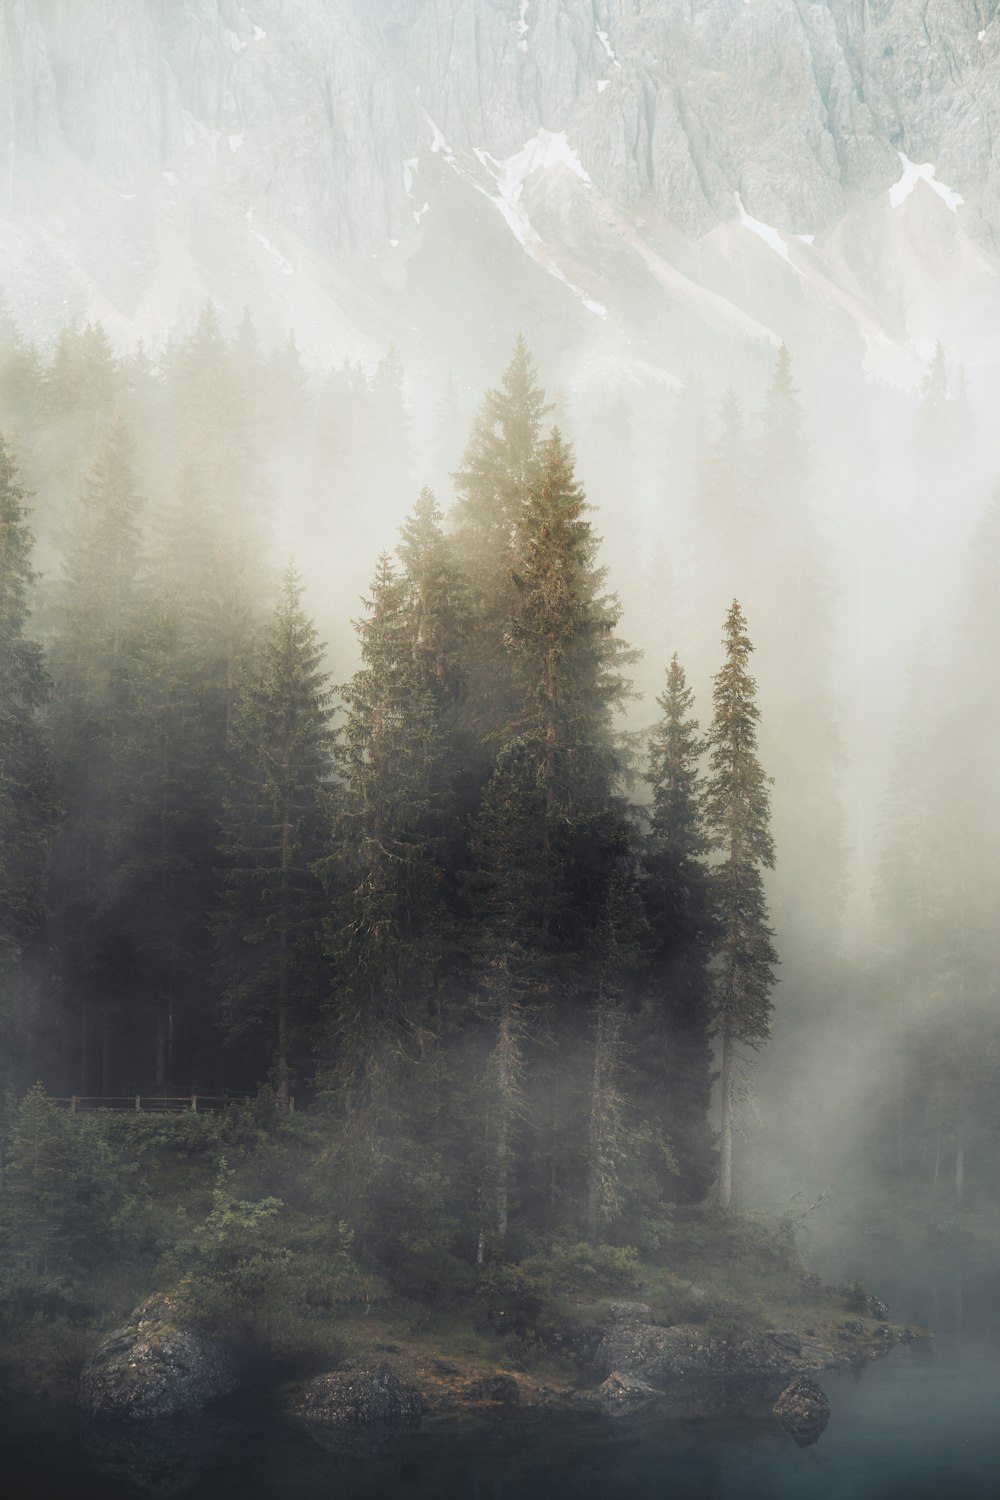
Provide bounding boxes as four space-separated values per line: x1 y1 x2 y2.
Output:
4 1271 999 1500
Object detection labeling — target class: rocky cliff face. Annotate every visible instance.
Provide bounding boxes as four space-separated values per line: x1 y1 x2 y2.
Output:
0 0 997 381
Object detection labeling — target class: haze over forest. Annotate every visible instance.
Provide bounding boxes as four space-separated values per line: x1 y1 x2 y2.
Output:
0 2 999 1457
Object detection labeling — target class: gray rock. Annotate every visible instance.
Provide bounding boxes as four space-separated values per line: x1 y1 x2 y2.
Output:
465 1372 520 1404
79 1293 240 1421
773 1376 832 1446
596 1319 831 1393
606 1301 653 1325
284 1363 422 1429
586 1370 664 1414
0 0 999 360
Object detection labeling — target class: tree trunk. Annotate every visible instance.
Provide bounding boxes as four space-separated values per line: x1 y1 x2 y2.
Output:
276 803 291 1110
494 989 519 1246
587 997 619 1244
79 1001 89 1094
955 1122 965 1206
155 1010 166 1089
101 1011 112 1095
718 1030 734 1208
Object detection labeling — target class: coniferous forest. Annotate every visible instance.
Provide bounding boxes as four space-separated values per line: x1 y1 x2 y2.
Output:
2 304 1000 1415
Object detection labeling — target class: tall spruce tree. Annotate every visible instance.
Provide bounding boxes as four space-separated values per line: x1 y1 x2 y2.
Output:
468 431 636 1245
507 429 635 941
0 436 56 975
703 602 777 1208
642 655 717 1202
469 738 547 1252
451 338 550 759
325 551 447 1155
215 568 335 1107
47 412 146 1091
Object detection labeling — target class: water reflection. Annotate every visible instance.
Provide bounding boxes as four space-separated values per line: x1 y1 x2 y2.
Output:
6 1265 1000 1500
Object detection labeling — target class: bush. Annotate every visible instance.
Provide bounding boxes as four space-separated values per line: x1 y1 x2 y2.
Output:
525 1240 641 1295
666 1207 800 1275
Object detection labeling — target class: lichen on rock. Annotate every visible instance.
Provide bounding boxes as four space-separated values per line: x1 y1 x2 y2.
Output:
772 1375 832 1446
79 1293 241 1421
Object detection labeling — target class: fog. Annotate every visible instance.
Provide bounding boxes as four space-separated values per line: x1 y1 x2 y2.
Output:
2 4 1000 1493
5 287 995 1263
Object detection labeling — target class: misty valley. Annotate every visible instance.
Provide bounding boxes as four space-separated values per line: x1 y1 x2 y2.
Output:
3 4 1000 1494
0 301 997 1499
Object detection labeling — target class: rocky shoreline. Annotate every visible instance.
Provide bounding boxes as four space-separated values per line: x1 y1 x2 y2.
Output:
78 1291 921 1446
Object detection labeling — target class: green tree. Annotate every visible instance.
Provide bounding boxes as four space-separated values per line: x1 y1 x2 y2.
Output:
216 568 336 1107
0 1084 133 1286
324 552 446 1155
753 345 846 952
641 655 717 1203
468 738 550 1252
451 338 550 759
47 412 146 1091
703 602 778 1208
0 437 57 976
468 432 636 1248
507 429 636 941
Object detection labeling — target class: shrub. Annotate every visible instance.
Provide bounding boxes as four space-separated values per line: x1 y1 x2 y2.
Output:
525 1240 641 1295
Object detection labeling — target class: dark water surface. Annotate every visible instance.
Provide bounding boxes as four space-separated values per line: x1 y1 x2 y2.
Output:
4 1279 999 1500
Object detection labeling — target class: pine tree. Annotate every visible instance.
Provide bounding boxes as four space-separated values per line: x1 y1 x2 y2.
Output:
468 432 637 1245
506 429 636 942
451 338 551 759
917 341 951 453
325 552 446 1152
694 390 755 567
1 1082 133 1282
216 568 336 1107
429 372 465 499
703 601 778 1208
584 874 645 1243
47 412 146 1091
452 335 549 571
0 436 57 975
642 655 717 1202
38 322 120 535
469 738 547 1251
753 346 846 953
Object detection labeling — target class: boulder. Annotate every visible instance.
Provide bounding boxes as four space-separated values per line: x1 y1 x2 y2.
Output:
596 1319 831 1394
284 1363 422 1429
79 1293 240 1421
586 1370 663 1415
773 1377 832 1446
605 1302 653 1326
465 1372 520 1404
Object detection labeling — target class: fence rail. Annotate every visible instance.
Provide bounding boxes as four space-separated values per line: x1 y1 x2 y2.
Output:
51 1093 263 1115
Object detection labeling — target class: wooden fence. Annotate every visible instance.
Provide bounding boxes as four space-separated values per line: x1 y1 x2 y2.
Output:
50 1093 272 1115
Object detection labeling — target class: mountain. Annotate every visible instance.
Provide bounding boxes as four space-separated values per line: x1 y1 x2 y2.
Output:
1 0 999 395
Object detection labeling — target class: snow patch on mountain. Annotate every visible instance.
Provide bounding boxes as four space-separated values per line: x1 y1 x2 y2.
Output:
734 192 799 270
596 28 620 67
469 131 606 318
502 131 592 189
424 115 456 164
889 153 963 212
517 3 529 52
251 229 295 277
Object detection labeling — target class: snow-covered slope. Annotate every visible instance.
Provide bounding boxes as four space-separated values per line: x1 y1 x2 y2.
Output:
1 0 999 390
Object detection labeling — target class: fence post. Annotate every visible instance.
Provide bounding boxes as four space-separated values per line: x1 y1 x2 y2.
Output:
71 1095 78 1116
191 1093 197 1113
135 1094 141 1112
